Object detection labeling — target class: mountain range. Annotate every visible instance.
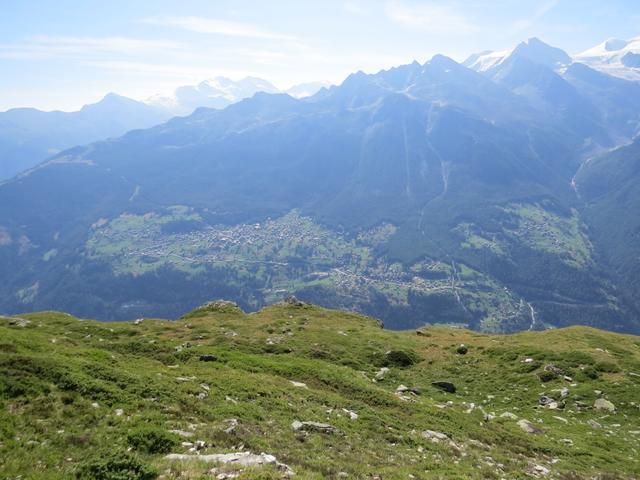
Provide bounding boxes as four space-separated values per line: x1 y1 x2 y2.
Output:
0 37 639 334
0 78 330 181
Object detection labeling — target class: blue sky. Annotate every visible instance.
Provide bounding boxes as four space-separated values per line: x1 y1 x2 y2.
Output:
1 0 639 111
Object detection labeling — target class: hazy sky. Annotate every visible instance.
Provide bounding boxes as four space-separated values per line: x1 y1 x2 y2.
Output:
1 0 639 111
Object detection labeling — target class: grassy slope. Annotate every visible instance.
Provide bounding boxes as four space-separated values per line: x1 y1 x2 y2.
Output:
1 303 639 479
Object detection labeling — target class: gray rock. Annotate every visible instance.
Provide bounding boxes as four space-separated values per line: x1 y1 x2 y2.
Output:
291 420 336 434
500 412 518 420
422 430 449 443
544 364 564 375
518 419 543 434
282 296 307 307
539 395 554 406
587 419 602 429
594 398 615 412
6 317 30 327
165 452 293 476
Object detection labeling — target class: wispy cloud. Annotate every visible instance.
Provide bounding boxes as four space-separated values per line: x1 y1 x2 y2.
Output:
344 1 366 15
141 16 295 41
0 35 182 60
386 1 479 34
508 0 559 34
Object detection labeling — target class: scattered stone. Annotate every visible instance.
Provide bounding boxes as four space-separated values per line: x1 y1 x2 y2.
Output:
375 367 390 380
575 401 590 410
91 402 99 409
290 381 308 389
594 398 615 412
342 408 358 420
7 317 30 327
200 384 210 391
199 355 218 362
539 396 554 406
169 430 195 438
223 419 239 434
431 381 456 393
165 452 293 476
587 419 602 429
552 416 568 424
456 344 468 355
544 364 564 375
560 388 569 398
133 318 143 325
282 296 307 307
524 464 550 477
115 408 124 416
523 358 534 363
500 412 518 420
422 430 449 443
518 419 542 434
291 420 336 434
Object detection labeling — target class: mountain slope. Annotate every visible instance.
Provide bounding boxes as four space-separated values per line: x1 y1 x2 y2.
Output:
0 54 635 332
1 302 639 479
575 137 640 320
0 94 171 180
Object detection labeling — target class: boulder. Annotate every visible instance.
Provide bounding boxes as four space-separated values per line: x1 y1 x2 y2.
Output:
282 296 308 307
422 430 449 443
165 452 293 476
291 420 336 434
594 398 615 412
518 419 542 434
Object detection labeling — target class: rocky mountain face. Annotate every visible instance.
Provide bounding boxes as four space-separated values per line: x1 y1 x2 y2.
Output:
0 38 639 333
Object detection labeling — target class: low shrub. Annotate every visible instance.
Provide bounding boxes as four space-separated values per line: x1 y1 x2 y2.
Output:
127 426 178 454
76 451 156 480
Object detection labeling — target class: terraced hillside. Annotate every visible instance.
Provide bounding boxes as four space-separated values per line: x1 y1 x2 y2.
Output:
1 301 639 479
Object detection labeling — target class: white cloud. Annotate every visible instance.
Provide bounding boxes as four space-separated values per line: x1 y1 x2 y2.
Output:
508 0 559 35
0 35 182 60
141 16 295 41
386 1 479 34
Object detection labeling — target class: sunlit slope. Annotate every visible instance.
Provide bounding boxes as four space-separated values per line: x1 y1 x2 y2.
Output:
1 301 639 479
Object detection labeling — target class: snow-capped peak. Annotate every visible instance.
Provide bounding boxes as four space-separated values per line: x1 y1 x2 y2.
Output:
575 35 640 81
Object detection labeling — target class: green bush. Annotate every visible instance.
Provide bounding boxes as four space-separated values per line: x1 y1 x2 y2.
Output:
595 361 620 373
76 451 156 480
127 426 178 454
380 350 420 368
580 366 599 380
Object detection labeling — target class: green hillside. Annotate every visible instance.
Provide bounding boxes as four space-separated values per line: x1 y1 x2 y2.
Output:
1 301 639 479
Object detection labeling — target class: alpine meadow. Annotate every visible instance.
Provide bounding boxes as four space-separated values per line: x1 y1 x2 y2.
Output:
1 2 640 479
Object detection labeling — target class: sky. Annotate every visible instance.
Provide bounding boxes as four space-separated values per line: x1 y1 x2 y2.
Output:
1 0 639 111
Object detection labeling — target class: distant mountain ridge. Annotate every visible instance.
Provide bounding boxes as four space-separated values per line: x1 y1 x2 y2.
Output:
0 93 171 181
147 77 331 116
0 77 331 180
1 36 639 334
465 35 640 82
